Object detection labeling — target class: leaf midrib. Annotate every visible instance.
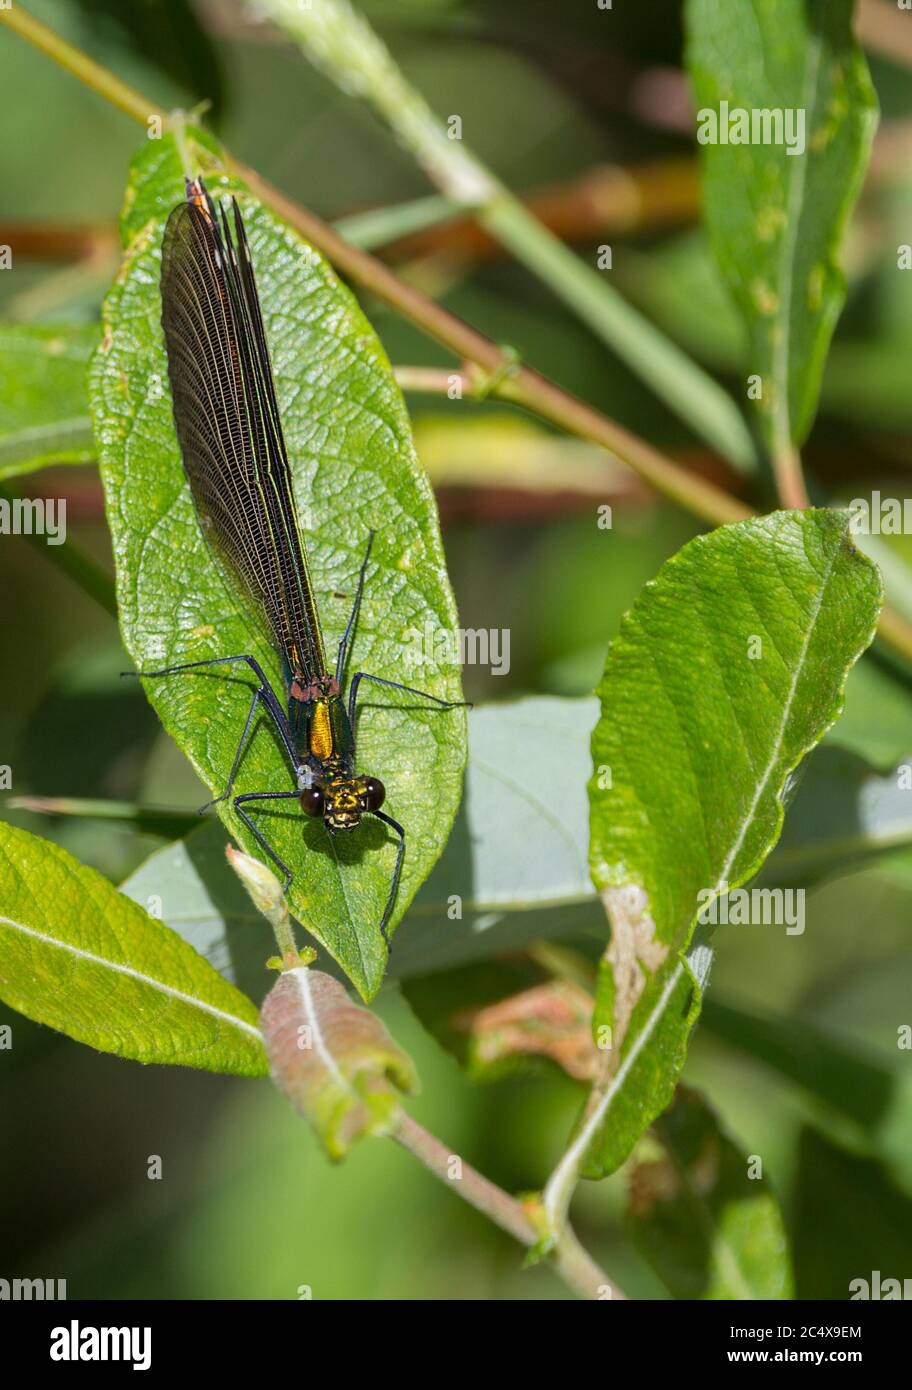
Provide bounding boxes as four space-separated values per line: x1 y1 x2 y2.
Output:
713 537 838 891
0 912 261 1043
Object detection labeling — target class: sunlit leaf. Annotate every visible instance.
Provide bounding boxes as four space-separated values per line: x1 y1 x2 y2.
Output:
0 821 266 1075
583 511 881 1177
88 126 466 1001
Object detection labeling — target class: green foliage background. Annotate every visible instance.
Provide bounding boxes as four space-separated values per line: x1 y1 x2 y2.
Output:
1 0 912 1299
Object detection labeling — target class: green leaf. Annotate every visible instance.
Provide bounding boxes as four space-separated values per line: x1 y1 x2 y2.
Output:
261 966 417 1160
703 996 912 1195
0 323 97 479
628 1087 793 1300
583 510 882 1177
686 0 878 455
0 822 266 1076
88 127 466 1002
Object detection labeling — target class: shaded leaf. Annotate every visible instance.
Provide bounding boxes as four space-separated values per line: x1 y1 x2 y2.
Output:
756 745 912 886
397 694 600 975
628 1087 793 1300
686 0 878 454
72 0 227 121
793 1128 912 1299
0 822 266 1075
461 980 597 1081
583 510 881 1177
120 818 269 1002
261 966 416 1159
824 656 912 768
89 127 465 1002
0 324 97 479
703 996 912 1194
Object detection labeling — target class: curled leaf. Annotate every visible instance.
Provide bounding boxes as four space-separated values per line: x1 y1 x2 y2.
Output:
261 967 417 1159
454 980 597 1083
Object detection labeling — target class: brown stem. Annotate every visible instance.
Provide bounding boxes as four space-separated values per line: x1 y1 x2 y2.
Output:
773 443 811 511
392 1110 625 1300
393 365 469 396
856 0 912 69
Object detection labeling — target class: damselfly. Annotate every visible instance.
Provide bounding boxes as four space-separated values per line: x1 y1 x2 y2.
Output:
132 177 464 945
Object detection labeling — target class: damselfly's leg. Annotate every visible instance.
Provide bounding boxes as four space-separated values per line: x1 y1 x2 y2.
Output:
125 652 270 686
372 808 405 947
233 790 301 891
335 529 376 685
198 687 263 814
124 652 300 773
347 671 470 733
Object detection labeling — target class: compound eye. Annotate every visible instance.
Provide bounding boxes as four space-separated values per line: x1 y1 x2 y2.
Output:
362 777 386 811
299 786 325 817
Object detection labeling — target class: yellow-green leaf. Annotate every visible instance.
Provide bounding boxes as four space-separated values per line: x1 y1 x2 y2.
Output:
0 822 266 1075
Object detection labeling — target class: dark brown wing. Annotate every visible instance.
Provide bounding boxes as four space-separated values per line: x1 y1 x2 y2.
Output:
160 181 326 683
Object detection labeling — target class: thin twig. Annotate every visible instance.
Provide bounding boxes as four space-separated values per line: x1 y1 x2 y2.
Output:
0 2 166 125
392 1110 625 1300
856 0 912 69
773 443 811 511
393 365 469 396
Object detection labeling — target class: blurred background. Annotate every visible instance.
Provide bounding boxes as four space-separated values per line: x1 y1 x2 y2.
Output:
1 0 911 1299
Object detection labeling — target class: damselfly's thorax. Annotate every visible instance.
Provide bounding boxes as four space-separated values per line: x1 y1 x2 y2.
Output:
291 684 355 773
288 671 339 704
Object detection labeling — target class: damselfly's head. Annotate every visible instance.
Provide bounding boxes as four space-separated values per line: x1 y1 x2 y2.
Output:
300 775 386 832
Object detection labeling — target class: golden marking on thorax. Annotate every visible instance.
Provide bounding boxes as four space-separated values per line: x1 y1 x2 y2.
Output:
310 699 334 761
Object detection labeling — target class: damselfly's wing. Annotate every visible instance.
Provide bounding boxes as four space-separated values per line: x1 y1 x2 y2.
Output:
160 181 326 683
